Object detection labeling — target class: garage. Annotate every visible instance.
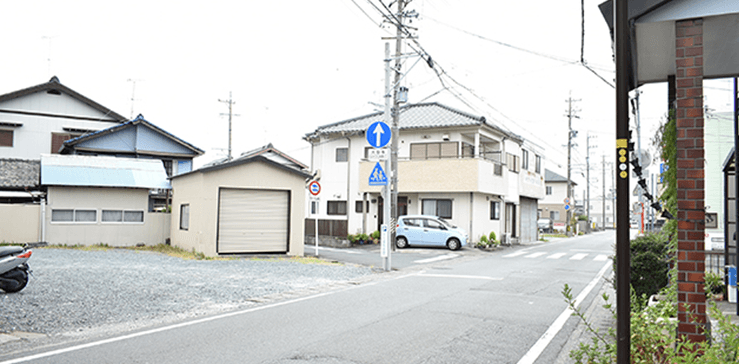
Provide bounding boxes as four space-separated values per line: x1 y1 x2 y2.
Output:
169 144 311 257
217 188 291 254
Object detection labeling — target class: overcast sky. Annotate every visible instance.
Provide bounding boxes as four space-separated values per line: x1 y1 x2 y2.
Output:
2 0 735 201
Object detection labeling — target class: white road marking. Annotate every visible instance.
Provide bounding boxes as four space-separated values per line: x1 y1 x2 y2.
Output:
517 261 611 364
310 246 363 255
503 251 529 258
413 253 460 264
546 253 567 259
570 253 588 260
415 272 502 281
594 254 609 261
524 252 547 258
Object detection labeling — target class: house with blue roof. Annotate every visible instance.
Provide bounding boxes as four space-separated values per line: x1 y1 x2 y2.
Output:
40 154 171 246
303 102 546 245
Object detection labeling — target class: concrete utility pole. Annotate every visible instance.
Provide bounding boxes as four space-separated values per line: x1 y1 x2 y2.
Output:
218 92 237 161
602 155 606 229
566 94 580 235
389 0 407 247
586 133 597 233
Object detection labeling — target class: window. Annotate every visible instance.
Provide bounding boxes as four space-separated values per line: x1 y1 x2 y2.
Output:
522 150 529 170
335 148 348 162
180 204 190 230
550 211 560 220
507 153 520 172
51 132 83 154
535 155 541 173
0 130 13 147
102 210 123 222
422 199 452 219
327 201 347 215
410 142 458 160
51 209 97 223
102 210 144 223
355 201 369 213
424 219 444 230
490 201 500 220
546 186 553 195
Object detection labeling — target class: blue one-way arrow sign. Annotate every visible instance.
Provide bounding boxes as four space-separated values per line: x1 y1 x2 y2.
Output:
369 162 388 186
366 121 391 148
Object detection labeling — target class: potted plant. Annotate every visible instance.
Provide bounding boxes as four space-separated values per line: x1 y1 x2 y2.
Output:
705 271 726 301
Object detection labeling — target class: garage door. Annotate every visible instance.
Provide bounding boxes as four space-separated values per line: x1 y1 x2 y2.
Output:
217 188 290 254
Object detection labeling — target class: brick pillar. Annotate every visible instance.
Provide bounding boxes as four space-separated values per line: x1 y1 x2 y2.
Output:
675 18 706 342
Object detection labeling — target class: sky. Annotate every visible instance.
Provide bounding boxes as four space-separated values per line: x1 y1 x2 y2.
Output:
1 0 736 203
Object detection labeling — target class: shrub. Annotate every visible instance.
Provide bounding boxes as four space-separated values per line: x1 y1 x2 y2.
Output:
630 233 670 299
370 230 380 240
489 231 497 242
705 271 725 297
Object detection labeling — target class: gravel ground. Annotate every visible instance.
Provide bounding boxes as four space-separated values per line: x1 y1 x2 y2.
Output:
1 248 375 340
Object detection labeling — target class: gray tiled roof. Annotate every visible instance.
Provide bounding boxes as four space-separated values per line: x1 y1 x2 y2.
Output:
0 159 40 189
305 102 520 141
545 169 577 185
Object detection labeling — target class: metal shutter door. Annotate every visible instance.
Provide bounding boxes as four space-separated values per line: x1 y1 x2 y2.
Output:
218 188 289 253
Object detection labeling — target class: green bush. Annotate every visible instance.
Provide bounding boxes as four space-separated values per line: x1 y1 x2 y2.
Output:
370 230 380 240
631 233 670 299
489 231 497 242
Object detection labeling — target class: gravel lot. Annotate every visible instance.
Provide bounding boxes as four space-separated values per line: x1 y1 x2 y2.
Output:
1 248 375 340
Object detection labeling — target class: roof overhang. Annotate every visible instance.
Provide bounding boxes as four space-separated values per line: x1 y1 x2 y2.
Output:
599 0 739 90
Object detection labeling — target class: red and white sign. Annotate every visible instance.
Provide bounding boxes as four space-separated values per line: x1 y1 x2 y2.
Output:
308 181 321 196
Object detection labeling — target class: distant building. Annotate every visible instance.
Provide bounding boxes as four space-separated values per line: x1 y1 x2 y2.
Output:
540 169 577 231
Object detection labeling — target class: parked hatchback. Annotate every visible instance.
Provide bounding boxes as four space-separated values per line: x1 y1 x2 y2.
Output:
396 215 468 250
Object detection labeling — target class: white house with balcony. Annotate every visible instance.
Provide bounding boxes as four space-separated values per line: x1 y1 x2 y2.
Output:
303 102 545 244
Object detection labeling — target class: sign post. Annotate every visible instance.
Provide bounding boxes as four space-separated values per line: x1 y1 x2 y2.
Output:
367 120 392 271
308 181 321 256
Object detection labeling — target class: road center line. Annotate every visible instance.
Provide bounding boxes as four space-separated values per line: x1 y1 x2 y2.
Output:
516 261 611 364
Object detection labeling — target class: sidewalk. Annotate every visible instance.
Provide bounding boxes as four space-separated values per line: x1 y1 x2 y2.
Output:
555 279 616 364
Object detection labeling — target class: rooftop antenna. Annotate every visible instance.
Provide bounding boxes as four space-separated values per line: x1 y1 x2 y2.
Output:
219 92 240 161
127 79 144 119
41 36 56 77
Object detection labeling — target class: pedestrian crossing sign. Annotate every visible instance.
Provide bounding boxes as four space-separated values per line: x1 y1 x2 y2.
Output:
369 162 388 186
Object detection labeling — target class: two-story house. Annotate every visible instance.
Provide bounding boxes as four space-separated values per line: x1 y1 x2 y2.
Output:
303 102 545 244
540 169 577 232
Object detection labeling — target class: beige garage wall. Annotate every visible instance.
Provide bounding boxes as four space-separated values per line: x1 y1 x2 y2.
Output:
0 204 40 244
45 186 171 246
171 160 306 257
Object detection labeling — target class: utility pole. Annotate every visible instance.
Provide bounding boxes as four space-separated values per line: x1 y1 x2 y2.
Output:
615 0 631 360
586 133 597 233
602 155 607 230
218 92 238 161
566 94 580 235
389 0 407 247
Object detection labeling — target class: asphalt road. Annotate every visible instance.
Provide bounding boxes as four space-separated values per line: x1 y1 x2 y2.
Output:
2 231 614 364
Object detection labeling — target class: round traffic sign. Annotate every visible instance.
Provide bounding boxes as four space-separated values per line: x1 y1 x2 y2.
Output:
308 181 321 196
564 197 570 204
366 121 391 148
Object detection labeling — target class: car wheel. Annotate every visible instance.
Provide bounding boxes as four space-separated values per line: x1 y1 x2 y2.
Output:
396 236 408 249
447 238 461 251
